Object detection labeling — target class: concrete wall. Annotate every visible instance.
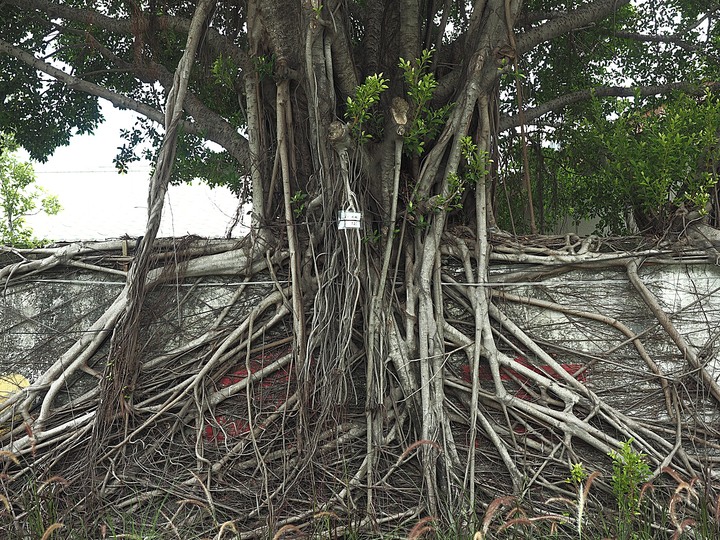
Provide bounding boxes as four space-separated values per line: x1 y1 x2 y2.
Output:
0 266 274 403
2 260 719 424
491 264 720 420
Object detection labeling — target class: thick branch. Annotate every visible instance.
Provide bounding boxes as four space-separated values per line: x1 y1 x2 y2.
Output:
360 0 384 76
5 0 249 69
517 0 631 55
399 0 421 61
140 59 251 165
0 38 250 165
498 82 712 131
0 38 164 124
257 0 302 65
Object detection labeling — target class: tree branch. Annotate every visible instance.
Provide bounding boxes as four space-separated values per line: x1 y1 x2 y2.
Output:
498 82 712 131
4 0 249 69
517 0 631 55
0 38 166 124
135 58 251 166
360 0 384 76
327 0 360 98
613 31 698 51
0 38 250 167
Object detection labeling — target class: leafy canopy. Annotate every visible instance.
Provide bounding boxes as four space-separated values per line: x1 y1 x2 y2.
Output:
539 93 720 234
0 0 718 232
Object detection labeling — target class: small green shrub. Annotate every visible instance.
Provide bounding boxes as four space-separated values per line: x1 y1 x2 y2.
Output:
398 49 453 157
345 73 389 142
610 438 651 539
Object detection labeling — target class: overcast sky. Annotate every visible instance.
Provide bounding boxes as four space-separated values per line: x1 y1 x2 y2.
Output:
21 101 247 242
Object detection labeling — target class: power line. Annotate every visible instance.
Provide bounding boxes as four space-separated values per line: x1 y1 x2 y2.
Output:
36 169 153 174
22 278 284 286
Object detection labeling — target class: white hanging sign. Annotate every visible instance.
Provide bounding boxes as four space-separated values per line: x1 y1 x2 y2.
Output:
338 210 362 230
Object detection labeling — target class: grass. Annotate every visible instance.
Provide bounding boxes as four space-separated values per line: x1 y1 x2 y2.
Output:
473 466 719 540
0 463 717 539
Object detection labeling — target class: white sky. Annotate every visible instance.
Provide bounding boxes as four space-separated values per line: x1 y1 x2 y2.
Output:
20 101 248 242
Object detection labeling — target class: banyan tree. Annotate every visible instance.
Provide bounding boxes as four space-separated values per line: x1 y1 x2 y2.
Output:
1 0 720 537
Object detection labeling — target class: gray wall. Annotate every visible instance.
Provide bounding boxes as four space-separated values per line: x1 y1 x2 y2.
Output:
2 261 719 423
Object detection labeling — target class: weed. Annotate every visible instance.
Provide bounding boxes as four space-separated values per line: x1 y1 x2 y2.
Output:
610 438 651 539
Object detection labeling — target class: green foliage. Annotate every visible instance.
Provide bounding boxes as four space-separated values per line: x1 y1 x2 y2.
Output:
362 229 382 244
398 49 452 156
290 190 307 218
310 3 324 18
115 118 247 195
344 73 388 142
441 137 490 209
609 438 651 538
0 4 104 161
460 136 490 184
405 198 431 230
551 92 720 234
437 173 466 211
211 54 239 89
491 0 718 235
399 49 435 109
252 54 277 81
0 133 60 247
171 133 246 193
566 462 588 485
432 136 489 212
